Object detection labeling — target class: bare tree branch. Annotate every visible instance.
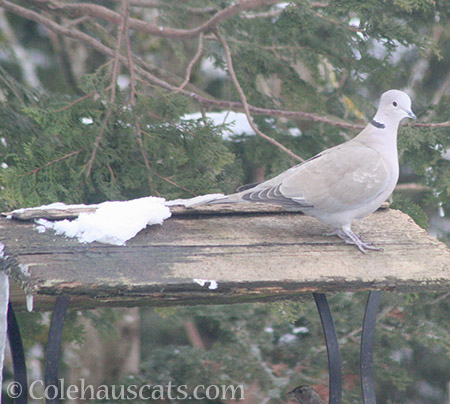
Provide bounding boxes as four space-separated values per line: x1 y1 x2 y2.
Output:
124 3 136 103
26 149 83 175
2 0 367 130
411 121 450 128
34 0 282 38
108 0 217 14
174 32 204 93
122 0 156 194
216 30 304 162
85 0 127 176
1 0 447 133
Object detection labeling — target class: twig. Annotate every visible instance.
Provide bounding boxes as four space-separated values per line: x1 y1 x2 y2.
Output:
84 109 112 176
184 321 206 350
27 149 83 175
108 1 127 104
108 0 217 14
54 91 97 112
432 291 450 304
107 162 116 182
153 172 196 195
54 62 114 112
395 183 430 192
216 30 304 162
122 0 156 193
123 0 135 102
174 32 203 93
411 121 450 128
48 29 80 93
85 0 128 177
65 15 90 27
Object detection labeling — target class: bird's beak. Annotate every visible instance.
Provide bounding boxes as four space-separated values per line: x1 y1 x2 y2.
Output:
405 109 417 120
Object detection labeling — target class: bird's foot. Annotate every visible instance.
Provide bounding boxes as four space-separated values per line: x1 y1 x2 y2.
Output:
325 228 383 253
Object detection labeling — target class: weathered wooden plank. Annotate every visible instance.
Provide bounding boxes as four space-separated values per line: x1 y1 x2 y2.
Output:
1 207 449 311
1 200 286 221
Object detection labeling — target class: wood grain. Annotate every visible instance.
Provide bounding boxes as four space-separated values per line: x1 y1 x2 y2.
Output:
1 207 449 311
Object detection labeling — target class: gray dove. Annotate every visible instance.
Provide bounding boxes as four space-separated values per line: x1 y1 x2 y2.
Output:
208 90 416 253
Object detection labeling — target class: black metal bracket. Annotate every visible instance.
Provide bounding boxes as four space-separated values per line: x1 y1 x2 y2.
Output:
313 293 343 404
44 296 70 404
361 291 382 404
5 292 381 404
7 303 28 404
312 292 382 404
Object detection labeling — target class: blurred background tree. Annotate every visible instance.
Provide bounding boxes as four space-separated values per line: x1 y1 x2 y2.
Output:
0 0 448 403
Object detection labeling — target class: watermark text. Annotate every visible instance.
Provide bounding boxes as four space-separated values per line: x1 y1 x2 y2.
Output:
6 379 244 401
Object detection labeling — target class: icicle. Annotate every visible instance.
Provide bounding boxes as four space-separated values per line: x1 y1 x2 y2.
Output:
0 242 10 403
26 294 34 312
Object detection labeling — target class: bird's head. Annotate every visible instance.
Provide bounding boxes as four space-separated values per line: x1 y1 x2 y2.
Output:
375 89 416 125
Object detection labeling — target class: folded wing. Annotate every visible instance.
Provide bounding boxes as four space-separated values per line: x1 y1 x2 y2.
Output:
240 143 390 213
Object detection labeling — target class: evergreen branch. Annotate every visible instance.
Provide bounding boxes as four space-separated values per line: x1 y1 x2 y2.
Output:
216 30 304 163
0 1 365 130
4 0 448 133
26 149 83 175
313 11 363 33
174 32 204 93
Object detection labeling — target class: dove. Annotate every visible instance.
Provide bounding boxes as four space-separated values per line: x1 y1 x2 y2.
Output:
207 90 416 253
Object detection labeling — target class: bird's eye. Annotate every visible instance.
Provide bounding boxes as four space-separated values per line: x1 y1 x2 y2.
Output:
393 101 398 107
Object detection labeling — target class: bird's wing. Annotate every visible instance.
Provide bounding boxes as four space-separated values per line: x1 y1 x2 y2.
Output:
241 142 390 213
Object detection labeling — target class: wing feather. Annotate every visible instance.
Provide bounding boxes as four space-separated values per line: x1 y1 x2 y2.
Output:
239 142 390 213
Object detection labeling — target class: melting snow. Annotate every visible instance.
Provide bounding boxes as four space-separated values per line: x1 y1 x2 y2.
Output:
36 197 171 246
193 279 218 290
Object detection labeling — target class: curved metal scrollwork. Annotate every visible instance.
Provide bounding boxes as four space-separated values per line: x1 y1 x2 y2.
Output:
313 293 342 404
360 291 382 404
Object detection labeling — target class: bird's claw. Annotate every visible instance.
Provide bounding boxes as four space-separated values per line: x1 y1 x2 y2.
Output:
324 228 383 253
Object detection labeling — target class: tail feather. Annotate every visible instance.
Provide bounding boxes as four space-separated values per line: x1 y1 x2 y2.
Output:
206 193 244 205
